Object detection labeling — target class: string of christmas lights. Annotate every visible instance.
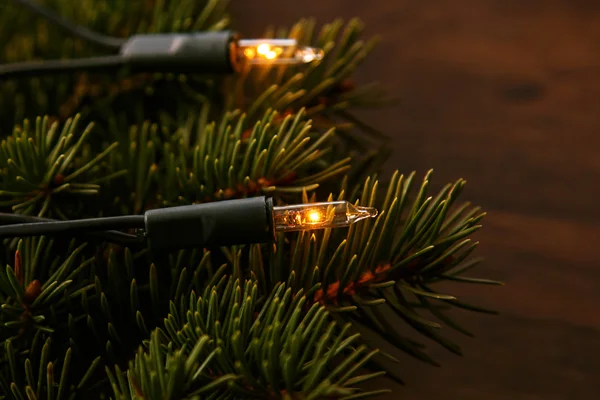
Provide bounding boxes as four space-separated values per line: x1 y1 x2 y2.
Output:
1 0 324 79
0 2 369 252
0 197 378 252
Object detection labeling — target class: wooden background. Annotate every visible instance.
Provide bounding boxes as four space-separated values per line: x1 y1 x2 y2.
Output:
232 0 600 398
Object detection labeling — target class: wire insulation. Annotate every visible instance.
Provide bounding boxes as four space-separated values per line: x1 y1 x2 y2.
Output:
0 56 126 79
0 214 144 246
0 214 145 239
9 0 126 49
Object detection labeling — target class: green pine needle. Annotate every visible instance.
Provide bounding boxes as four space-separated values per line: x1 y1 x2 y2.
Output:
109 330 236 399
0 337 101 400
151 280 385 399
0 238 94 340
0 115 121 218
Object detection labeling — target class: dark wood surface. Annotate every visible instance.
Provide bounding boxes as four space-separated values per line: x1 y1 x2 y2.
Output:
231 0 600 398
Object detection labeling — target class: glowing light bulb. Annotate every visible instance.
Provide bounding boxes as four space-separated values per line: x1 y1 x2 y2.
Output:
237 38 324 65
257 43 270 55
272 201 378 232
308 210 322 222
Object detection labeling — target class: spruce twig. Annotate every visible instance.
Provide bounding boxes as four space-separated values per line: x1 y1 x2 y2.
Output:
0 336 102 399
231 18 395 151
153 280 386 399
0 115 122 218
105 108 350 214
0 238 94 343
249 171 499 379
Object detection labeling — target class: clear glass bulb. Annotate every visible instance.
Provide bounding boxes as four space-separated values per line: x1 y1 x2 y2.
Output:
237 39 324 65
272 201 378 232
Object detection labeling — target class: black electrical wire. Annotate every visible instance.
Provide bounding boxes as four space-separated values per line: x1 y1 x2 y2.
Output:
0 55 126 79
0 214 144 246
0 197 277 252
4 1 245 79
10 0 126 50
0 214 145 241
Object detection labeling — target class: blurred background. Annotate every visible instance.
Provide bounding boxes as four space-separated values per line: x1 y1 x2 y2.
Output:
232 0 600 398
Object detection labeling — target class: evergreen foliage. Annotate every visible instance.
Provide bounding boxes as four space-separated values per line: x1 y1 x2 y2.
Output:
0 1 500 398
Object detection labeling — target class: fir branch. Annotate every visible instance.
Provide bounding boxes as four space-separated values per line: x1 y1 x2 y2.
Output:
0 238 94 345
0 336 102 400
230 18 393 150
0 115 122 218
105 108 350 213
179 109 350 201
108 330 236 400
155 279 387 399
104 120 170 215
249 170 498 374
74 246 150 367
76 245 222 369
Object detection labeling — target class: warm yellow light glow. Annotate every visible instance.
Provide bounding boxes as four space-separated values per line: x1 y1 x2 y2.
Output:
257 43 270 55
272 201 378 232
237 39 324 65
308 210 322 223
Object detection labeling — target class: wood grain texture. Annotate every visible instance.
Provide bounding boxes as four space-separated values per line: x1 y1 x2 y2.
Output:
231 0 600 398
